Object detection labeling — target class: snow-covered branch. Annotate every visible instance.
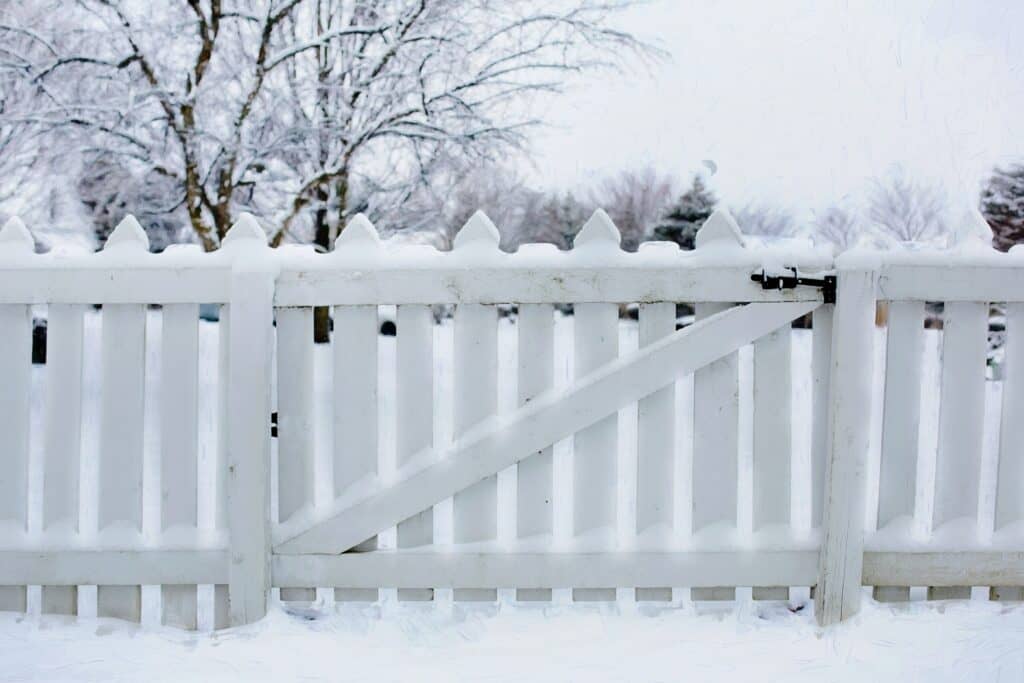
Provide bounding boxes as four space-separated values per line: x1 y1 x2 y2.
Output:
1 0 655 250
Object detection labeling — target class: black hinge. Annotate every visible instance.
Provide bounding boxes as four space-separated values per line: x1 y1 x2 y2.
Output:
751 267 836 304
270 411 278 438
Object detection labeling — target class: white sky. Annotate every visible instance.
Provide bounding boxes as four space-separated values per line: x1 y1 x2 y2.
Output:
526 0 1024 217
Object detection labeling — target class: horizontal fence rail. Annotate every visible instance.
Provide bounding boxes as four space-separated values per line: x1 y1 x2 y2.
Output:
0 209 1022 630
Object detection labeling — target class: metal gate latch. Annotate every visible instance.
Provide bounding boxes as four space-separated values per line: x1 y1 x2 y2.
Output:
751 267 836 304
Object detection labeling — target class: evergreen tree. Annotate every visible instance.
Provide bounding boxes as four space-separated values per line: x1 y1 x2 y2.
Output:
532 192 590 250
981 163 1024 252
652 175 717 249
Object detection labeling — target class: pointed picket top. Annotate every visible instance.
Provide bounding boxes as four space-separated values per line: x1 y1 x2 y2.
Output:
0 216 34 254
951 207 994 250
696 208 746 249
102 215 149 251
222 212 267 246
573 209 621 249
335 213 381 248
453 210 500 250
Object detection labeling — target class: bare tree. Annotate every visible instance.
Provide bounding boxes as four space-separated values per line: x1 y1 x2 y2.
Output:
427 163 546 251
811 204 871 251
529 191 591 250
732 203 794 239
0 3 56 207
868 169 949 244
391 159 592 251
0 2 100 247
6 0 652 251
76 157 184 250
591 166 674 250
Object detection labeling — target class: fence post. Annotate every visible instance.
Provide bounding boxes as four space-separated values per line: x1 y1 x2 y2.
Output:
815 263 878 626
224 215 276 626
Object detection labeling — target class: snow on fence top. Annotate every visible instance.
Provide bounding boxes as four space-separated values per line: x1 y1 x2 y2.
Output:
3 206 1021 306
833 209 1024 301
0 209 839 305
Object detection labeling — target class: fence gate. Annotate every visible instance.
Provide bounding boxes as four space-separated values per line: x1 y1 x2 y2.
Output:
262 209 856 622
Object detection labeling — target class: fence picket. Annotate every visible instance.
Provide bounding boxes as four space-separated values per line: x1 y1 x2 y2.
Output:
516 303 555 601
996 304 1024 530
752 324 792 600
160 303 200 627
993 303 1024 600
333 306 379 494
634 302 675 602
930 301 988 599
217 306 230 533
41 304 85 614
211 305 231 624
97 303 147 622
395 304 434 601
453 303 499 601
572 302 619 601
878 302 924 529
276 306 315 603
691 302 739 601
811 304 833 529
0 304 30 531
333 304 379 602
874 301 924 602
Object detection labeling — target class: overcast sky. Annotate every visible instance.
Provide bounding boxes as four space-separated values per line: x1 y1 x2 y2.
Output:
527 0 1024 218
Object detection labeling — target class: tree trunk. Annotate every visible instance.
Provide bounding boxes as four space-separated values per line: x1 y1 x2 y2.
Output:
312 185 332 343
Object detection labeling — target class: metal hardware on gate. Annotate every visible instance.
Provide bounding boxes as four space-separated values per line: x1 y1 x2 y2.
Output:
751 267 836 304
271 411 278 438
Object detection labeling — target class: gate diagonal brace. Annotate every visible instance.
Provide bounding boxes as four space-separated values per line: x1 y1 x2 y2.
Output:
751 267 836 304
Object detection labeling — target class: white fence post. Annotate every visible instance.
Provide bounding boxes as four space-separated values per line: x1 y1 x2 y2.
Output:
224 216 275 626
0 217 32 613
815 264 878 626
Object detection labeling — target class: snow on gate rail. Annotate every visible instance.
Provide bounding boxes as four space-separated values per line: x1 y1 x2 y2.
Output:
0 207 1022 630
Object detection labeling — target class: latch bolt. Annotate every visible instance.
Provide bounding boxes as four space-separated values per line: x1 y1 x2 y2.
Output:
751 268 836 304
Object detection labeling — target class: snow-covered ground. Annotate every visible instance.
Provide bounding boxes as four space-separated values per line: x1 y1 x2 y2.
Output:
4 599 1024 682
2 309 1018 681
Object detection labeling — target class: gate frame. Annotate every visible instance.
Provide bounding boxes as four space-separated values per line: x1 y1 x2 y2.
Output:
227 260 878 627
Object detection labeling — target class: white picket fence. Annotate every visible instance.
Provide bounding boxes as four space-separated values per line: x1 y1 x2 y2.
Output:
0 207 1022 631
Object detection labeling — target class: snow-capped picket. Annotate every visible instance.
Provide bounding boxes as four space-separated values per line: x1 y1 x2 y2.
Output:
0 216 33 255
695 208 746 249
573 209 622 249
335 213 381 248
103 215 150 251
222 213 268 246
452 210 501 250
